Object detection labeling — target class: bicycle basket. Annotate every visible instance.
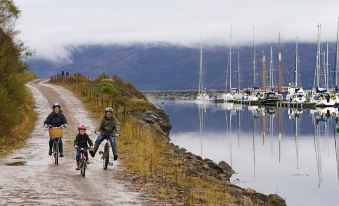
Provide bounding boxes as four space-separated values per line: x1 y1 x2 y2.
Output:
49 128 63 138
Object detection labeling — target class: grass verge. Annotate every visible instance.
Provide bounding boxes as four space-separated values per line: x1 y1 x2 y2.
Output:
0 87 37 158
48 74 288 206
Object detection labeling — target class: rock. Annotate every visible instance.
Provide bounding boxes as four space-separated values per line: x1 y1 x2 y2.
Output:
143 117 155 124
6 161 26 166
218 161 235 175
267 194 286 206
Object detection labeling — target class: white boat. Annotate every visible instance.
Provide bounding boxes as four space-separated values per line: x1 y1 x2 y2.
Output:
286 87 306 104
196 43 212 102
223 26 234 102
314 93 336 107
197 92 212 101
223 92 234 102
248 93 259 101
286 38 307 104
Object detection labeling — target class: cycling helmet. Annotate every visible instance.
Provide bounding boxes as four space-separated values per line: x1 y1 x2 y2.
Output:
105 107 114 113
53 103 61 109
78 124 86 130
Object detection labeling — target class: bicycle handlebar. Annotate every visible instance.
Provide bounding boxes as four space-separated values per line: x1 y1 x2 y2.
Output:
45 124 67 129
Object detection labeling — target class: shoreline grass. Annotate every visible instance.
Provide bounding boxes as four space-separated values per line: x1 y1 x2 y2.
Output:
49 74 286 206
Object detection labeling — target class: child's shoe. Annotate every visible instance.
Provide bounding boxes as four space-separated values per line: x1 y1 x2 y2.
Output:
76 161 80 170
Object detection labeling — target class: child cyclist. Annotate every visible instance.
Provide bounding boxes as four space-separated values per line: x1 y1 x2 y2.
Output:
89 107 120 160
74 124 93 170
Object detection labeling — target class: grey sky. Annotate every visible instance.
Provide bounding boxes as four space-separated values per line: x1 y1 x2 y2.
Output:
15 0 339 61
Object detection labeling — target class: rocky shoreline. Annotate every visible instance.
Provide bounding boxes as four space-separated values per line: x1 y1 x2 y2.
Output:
132 104 286 206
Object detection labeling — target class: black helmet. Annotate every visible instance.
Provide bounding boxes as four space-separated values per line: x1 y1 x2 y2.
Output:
105 107 113 113
53 103 61 109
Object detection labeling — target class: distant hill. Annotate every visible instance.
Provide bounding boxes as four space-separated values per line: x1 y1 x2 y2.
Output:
27 43 337 90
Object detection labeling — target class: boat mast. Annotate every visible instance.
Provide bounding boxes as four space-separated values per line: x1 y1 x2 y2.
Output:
315 24 321 89
336 17 339 88
237 51 240 90
278 32 283 93
269 46 274 89
229 25 232 91
199 42 203 94
262 51 267 91
326 43 329 90
295 37 299 87
253 26 256 88
322 49 326 88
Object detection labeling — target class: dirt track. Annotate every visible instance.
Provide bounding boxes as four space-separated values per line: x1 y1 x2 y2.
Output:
0 80 143 205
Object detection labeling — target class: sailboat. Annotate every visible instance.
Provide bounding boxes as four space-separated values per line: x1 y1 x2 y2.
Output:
196 42 212 101
310 24 336 107
286 37 306 104
223 26 235 102
248 26 259 102
334 17 339 104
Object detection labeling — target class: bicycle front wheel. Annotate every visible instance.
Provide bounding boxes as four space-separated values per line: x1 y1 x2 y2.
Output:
103 146 109 170
80 159 86 177
53 142 59 165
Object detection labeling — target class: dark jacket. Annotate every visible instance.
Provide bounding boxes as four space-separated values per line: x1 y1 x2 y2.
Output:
97 116 120 135
44 112 67 127
74 133 93 148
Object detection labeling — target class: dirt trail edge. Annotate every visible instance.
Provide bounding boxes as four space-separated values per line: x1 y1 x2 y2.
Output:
0 80 143 205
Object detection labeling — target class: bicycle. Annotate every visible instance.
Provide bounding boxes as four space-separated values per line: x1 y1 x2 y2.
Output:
98 138 113 170
77 147 88 177
46 124 66 165
52 138 61 165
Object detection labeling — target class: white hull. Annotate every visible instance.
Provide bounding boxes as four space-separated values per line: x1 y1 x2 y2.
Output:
223 93 234 102
196 93 213 101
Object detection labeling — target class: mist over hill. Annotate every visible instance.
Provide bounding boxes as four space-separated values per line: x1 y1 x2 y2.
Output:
27 43 337 90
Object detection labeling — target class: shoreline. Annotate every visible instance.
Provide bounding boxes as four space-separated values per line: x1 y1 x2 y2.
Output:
50 74 286 205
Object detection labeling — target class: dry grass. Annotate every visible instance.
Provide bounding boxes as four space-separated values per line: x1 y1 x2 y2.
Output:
50 77 251 205
0 88 37 158
119 120 236 205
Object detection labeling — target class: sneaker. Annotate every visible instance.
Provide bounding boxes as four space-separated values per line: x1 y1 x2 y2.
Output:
114 155 118 160
60 153 64 157
76 161 80 170
48 150 52 156
89 150 95 157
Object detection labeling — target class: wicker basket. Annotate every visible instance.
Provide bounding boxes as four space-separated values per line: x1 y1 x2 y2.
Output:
49 128 63 138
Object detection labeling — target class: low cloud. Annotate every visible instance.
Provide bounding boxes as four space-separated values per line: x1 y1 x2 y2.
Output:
16 0 339 61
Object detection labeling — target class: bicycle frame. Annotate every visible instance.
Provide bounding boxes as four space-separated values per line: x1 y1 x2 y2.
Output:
78 147 87 177
52 138 60 165
99 138 113 170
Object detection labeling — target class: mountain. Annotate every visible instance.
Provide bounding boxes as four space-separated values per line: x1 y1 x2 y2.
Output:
26 43 337 90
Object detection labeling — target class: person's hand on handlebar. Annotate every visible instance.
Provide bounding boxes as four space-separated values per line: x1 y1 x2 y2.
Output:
115 133 120 138
74 145 78 149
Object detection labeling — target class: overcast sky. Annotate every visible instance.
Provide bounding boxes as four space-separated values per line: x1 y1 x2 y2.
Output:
15 0 339 61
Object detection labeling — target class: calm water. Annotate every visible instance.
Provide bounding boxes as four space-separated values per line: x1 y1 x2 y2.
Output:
149 98 339 206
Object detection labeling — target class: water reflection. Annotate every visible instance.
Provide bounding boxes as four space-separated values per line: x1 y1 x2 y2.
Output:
149 98 339 206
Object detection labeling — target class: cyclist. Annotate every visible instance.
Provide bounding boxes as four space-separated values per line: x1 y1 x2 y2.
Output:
44 103 67 157
89 107 120 160
74 124 93 170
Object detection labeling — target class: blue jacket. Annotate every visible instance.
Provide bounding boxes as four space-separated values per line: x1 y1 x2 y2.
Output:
44 112 67 127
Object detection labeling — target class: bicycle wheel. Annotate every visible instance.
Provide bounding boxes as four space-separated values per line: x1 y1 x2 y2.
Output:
80 158 86 177
54 142 59 165
103 146 109 170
